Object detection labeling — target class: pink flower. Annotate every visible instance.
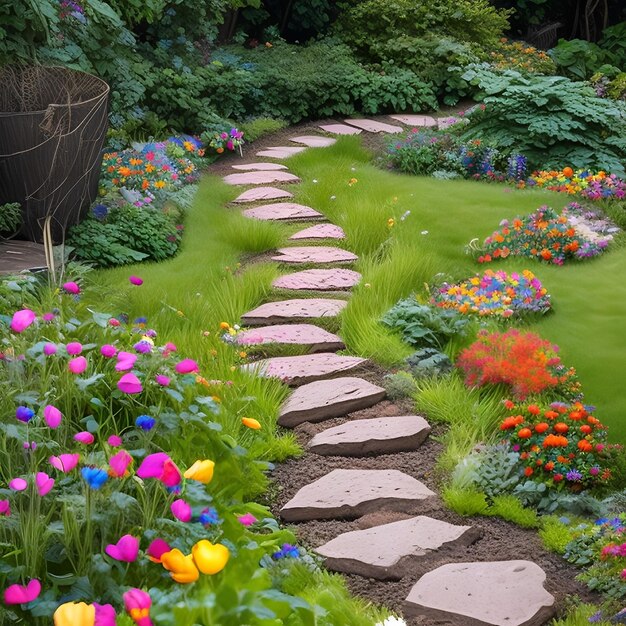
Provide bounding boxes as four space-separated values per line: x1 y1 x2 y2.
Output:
107 434 123 447
146 538 170 563
123 588 153 625
171 499 192 522
4 579 41 605
62 281 80 295
118 373 143 394
109 318 121 327
95 604 117 624
68 356 87 374
49 453 80 473
136 453 181 487
237 513 257 527
109 450 133 477
10 309 36 333
43 404 62 429
42 312 55 322
116 351 137 371
155 374 170 386
66 342 83 355
175 358 199 374
0 500 10 516
163 342 177 356
43 343 58 356
9 478 27 491
105 534 139 562
129 276 143 286
74 431 95 445
35 472 54 496
101 344 117 358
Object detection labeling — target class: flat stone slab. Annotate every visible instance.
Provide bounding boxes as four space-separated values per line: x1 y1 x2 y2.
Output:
290 224 346 240
280 469 436 521
316 516 480 580
223 171 300 186
256 146 307 159
241 298 347 325
273 268 361 291
236 324 344 353
271 246 358 265
390 114 437 127
232 187 293 203
242 353 367 386
308 415 431 456
343 119 403 134
319 124 362 135
290 135 337 148
231 162 288 171
278 376 385 427
243 203 324 221
405 561 555 626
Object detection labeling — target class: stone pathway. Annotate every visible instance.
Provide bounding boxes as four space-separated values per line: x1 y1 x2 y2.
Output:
222 116 556 625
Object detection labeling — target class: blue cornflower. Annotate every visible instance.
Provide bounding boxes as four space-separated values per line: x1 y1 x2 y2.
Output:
92 204 109 220
272 543 300 560
199 507 221 526
135 415 156 431
81 467 108 490
15 406 35 423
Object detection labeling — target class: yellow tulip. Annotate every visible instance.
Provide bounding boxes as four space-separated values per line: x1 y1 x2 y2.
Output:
53 602 95 626
161 549 200 584
242 417 261 430
192 540 230 575
183 459 215 484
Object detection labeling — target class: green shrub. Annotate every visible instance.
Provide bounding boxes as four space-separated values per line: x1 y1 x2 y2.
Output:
383 371 417 401
405 347 452 379
442 487 489 516
239 117 288 142
486 495 539 528
0 203 21 235
539 516 575 554
548 39 606 79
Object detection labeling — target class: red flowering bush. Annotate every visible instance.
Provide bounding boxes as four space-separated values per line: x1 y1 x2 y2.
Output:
456 329 581 400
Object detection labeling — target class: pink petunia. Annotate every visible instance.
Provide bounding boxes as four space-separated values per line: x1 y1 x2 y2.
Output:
43 343 58 356
62 281 80 295
10 309 36 333
49 453 80 473
4 579 41 605
68 356 88 374
0 500 10 516
136 453 181 487
35 472 54 496
109 450 133 477
74 431 95 445
155 374 170 386
43 404 62 429
105 534 139 562
171 499 192 522
175 358 199 374
9 478 27 491
118 373 142 394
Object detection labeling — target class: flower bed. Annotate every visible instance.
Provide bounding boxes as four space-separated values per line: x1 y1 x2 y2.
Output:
524 168 626 200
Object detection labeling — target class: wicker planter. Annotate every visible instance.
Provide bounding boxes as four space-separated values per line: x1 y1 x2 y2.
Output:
0 66 109 243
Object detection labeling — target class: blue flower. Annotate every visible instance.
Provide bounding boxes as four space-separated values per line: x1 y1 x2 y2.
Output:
81 467 108 490
135 415 156 431
199 507 220 526
272 543 300 560
15 406 35 423
92 204 109 220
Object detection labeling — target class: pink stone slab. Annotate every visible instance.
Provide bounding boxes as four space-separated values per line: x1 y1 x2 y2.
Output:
241 298 347 325
290 224 346 240
405 561 555 626
308 415 431 457
272 268 361 291
223 171 300 186
343 119 403 134
231 162 288 171
256 146 307 159
319 124 362 135
280 469 436 521
390 114 437 127
242 353 368 386
278 376 385 427
316 516 480 580
232 187 293 203
271 246 358 265
290 135 337 148
243 203 324 221
236 323 344 353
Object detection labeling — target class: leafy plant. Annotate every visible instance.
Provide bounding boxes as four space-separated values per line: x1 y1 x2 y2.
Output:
442 487 489 516
548 39 605 79
239 117 288 142
405 347 452 379
0 203 22 236
382 371 417 401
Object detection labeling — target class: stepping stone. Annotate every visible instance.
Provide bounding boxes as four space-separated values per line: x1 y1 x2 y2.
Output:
243 203 324 221
319 123 362 135
241 298 347 325
308 415 431 456
343 119 403 134
242 353 368 386
232 187 293 203
273 268 361 291
231 162 288 171
278 376 385 427
236 324 344 353
256 146 307 159
271 246 358 265
280 469 436 521
290 135 337 148
223 171 300 186
405 560 555 626
290 224 346 240
390 114 437 127
316 516 480 580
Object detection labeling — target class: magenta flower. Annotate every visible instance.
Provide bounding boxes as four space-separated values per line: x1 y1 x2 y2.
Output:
163 342 177 355
107 434 123 447
35 472 54 496
95 604 117 625
109 450 133 477
74 431 95 445
146 538 171 563
136 453 181 487
0 500 10 516
9 478 27 491
237 513 257 527
118 373 143 394
171 498 192 522
43 343 58 356
43 404 62 429
105 534 139 562
4 579 41 605
129 275 143 286
155 374 170 386
62 281 80 294
49 453 80 473
101 344 117 358
123 588 153 625
42 312 55 322
116 351 137 371
10 309 36 333
109 318 121 327
66 342 83 355
68 356 87 374
175 358 199 374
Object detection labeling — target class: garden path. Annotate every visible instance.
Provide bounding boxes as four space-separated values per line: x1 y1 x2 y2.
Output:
221 117 557 626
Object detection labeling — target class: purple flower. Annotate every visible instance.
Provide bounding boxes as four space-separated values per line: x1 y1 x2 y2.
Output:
16 406 35 423
566 469 582 482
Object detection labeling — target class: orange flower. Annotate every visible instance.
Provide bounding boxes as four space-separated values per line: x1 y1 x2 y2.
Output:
544 410 558 420
580 424 592 434
553 422 569 433
242 417 261 430
524 466 534 477
562 167 574 178
527 404 541 415
577 440 593 452
544 461 554 471
517 428 532 439
534 422 549 434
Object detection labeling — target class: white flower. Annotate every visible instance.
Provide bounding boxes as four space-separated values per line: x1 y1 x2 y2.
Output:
421 230 429 235
313 179 318 183
351 167 356 171
330 195 336 200
400 210 411 221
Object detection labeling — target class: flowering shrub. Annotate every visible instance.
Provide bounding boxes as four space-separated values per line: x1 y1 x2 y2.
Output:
488 39 556 75
478 204 611 265
431 269 551 318
207 128 244 155
524 168 626 200
456 329 580 399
